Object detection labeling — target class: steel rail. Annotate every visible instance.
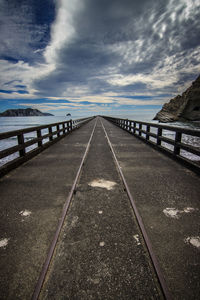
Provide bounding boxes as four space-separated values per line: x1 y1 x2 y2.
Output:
31 118 97 300
100 118 172 300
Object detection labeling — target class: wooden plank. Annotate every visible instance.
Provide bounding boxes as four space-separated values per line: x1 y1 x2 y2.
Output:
0 145 22 159
0 121 69 139
178 142 200 156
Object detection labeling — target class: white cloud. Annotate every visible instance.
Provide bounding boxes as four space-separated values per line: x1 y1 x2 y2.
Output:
44 0 82 64
1 0 200 115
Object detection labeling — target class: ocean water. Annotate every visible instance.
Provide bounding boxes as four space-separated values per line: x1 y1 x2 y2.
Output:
0 115 200 166
0 115 74 134
0 116 74 166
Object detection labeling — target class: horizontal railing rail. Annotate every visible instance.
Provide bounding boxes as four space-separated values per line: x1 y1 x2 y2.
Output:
72 117 94 128
0 116 94 177
103 116 200 175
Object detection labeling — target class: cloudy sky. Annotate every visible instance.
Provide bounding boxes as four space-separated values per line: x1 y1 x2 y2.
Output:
0 0 200 117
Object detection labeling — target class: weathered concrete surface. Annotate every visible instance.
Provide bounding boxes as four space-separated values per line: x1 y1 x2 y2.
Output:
0 119 96 299
101 117 200 299
40 119 162 299
1 116 199 300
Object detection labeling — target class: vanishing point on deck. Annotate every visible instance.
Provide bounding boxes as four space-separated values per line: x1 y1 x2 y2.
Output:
0 116 200 300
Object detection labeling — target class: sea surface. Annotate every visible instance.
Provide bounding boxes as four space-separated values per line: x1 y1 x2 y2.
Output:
0 115 200 166
0 115 73 134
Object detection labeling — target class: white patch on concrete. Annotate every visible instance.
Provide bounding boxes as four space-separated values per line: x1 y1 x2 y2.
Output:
98 210 103 214
133 234 141 245
184 236 200 249
19 210 31 217
163 208 180 219
88 179 117 190
99 241 105 247
183 207 196 213
0 238 9 248
163 207 198 219
90 278 100 284
71 216 79 227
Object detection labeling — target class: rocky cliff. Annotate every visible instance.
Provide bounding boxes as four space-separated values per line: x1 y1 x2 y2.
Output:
154 75 200 122
0 108 54 117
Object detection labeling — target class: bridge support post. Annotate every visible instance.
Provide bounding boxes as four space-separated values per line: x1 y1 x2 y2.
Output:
174 132 182 155
49 127 53 141
146 125 150 141
157 128 162 146
139 124 142 136
17 133 25 157
69 120 73 131
133 122 136 134
37 129 42 147
63 123 65 134
57 125 60 137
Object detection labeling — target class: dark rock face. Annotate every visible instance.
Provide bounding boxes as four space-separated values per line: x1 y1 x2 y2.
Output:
154 75 200 122
0 108 54 117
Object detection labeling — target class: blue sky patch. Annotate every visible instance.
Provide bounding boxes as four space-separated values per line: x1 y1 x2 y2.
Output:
0 0 199 117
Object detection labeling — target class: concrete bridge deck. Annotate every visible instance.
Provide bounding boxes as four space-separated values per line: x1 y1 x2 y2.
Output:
0 117 199 299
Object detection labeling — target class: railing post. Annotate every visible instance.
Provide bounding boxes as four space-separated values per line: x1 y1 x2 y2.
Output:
17 133 25 157
37 129 42 147
133 122 136 134
69 120 73 131
63 123 65 134
72 120 76 129
57 124 60 137
174 132 182 155
130 121 133 133
49 127 53 141
146 125 150 141
157 128 162 146
139 124 142 136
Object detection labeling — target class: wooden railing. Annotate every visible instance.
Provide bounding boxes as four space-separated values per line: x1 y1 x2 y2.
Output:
103 116 200 175
0 117 93 177
72 117 94 128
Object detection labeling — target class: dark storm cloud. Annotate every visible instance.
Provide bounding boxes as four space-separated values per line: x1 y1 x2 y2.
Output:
0 0 56 64
34 40 119 96
32 0 200 98
0 0 200 110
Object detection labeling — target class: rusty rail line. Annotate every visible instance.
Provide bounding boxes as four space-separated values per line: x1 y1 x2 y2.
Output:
103 116 200 175
32 117 171 299
0 117 94 177
100 118 171 299
2 115 194 298
31 118 97 300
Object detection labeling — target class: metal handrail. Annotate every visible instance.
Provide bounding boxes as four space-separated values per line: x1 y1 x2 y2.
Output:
0 116 94 177
103 116 200 175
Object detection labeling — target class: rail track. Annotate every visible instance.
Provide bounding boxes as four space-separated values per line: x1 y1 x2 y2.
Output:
32 119 97 300
32 117 171 299
100 119 171 300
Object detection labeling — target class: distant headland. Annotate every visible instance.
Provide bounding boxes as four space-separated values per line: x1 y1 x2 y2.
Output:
0 108 54 117
154 75 200 122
